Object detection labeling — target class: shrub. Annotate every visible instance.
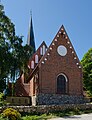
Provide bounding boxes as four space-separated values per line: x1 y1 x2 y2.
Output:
0 92 4 101
0 116 8 120
0 92 6 106
2 108 21 120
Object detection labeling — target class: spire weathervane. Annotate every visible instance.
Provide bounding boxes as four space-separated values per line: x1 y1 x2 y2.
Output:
30 10 32 17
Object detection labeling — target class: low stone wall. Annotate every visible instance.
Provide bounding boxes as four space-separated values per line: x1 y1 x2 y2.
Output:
6 95 89 106
0 103 92 114
35 94 89 105
6 97 31 106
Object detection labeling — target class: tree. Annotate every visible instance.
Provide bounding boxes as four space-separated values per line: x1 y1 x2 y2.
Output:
0 4 15 91
81 48 92 96
0 4 32 93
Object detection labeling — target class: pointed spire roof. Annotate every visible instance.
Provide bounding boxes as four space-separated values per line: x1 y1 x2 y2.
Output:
27 14 36 54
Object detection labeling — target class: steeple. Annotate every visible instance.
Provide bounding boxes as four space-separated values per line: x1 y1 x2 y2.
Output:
27 13 36 54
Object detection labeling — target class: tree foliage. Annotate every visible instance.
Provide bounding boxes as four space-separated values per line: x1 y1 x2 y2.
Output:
81 48 92 96
0 4 14 80
0 4 32 92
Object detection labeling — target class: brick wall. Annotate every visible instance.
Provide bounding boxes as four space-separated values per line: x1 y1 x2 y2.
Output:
15 74 30 96
38 28 83 95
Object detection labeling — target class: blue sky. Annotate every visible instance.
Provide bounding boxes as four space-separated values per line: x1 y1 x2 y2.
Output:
1 0 92 60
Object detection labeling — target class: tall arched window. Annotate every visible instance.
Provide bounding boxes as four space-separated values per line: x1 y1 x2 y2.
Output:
42 45 46 55
57 74 68 94
40 47 43 55
31 61 34 69
35 55 38 63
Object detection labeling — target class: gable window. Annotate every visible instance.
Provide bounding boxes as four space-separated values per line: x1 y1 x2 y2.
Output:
42 45 46 55
40 47 43 55
40 45 46 55
35 55 38 63
31 61 34 69
57 73 68 94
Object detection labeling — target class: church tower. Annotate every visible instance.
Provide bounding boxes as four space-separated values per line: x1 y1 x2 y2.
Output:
27 14 36 54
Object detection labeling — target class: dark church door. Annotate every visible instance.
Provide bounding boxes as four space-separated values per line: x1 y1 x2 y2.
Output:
57 75 66 94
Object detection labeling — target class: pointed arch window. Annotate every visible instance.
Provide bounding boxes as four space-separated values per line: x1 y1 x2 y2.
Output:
31 60 34 69
57 73 68 94
42 45 46 55
40 47 43 55
35 55 38 63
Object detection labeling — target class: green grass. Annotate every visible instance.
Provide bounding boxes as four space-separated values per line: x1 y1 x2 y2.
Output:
21 109 92 120
22 114 54 120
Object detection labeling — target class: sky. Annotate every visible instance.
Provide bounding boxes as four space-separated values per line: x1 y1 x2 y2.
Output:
1 0 92 60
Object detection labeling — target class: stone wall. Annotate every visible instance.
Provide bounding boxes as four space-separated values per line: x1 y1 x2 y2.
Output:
0 103 92 114
35 94 89 105
6 95 89 106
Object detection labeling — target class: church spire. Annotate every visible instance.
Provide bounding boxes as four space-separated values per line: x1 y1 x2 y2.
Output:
27 12 36 54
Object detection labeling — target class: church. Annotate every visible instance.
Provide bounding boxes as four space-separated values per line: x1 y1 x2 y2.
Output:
15 16 84 105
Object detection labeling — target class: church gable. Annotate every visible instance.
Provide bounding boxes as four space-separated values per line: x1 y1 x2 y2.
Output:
39 25 81 69
38 25 83 95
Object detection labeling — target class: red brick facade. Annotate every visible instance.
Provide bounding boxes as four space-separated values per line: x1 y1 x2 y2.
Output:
38 26 83 95
15 25 83 105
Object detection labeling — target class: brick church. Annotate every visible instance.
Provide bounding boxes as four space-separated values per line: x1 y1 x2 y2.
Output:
15 16 84 105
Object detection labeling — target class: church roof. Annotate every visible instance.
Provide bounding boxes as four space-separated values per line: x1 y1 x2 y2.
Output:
27 16 36 54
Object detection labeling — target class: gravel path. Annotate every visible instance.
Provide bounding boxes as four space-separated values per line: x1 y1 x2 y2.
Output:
49 113 92 120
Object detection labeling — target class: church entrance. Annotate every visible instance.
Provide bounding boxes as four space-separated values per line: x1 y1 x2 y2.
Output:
57 74 67 94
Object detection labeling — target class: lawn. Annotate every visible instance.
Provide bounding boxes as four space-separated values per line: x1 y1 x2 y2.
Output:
21 108 92 120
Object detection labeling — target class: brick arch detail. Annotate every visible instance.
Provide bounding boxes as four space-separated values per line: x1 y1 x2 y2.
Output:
56 73 69 94
57 73 68 82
